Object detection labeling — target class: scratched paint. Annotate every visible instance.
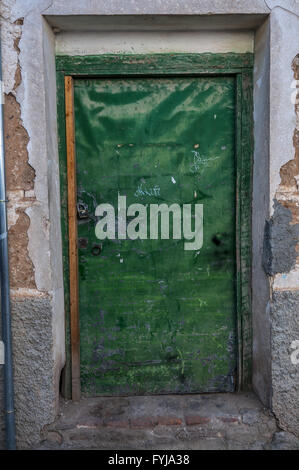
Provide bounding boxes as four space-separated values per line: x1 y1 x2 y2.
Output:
74 77 237 396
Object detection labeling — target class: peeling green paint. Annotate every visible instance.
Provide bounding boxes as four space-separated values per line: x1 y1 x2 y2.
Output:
56 54 253 398
75 76 236 395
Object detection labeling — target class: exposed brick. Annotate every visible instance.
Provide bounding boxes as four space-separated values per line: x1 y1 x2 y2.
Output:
8 208 36 289
104 419 129 428
220 416 240 424
4 93 35 191
157 416 182 426
185 416 210 426
130 417 158 429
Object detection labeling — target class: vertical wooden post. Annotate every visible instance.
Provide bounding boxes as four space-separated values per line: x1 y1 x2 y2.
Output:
64 76 80 401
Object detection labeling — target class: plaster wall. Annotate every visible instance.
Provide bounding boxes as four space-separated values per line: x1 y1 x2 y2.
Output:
55 30 254 55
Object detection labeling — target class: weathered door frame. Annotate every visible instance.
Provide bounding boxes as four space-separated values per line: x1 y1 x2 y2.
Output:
56 53 253 400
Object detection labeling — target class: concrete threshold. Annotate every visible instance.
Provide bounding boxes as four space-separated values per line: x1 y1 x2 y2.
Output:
35 392 299 450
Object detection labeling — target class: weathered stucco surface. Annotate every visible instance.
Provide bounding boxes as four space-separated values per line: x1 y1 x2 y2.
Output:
0 0 64 449
252 16 272 408
269 50 299 436
263 200 299 276
10 296 56 448
4 90 36 289
270 291 299 437
0 0 298 448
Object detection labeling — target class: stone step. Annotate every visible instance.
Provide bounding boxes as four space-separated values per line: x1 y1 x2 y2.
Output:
33 392 299 450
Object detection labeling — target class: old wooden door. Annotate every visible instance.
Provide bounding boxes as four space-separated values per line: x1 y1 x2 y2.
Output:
70 74 238 396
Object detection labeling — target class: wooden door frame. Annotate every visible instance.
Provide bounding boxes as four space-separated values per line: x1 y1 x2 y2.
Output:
56 53 253 400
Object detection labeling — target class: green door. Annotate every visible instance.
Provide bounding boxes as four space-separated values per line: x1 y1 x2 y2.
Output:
73 76 237 396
